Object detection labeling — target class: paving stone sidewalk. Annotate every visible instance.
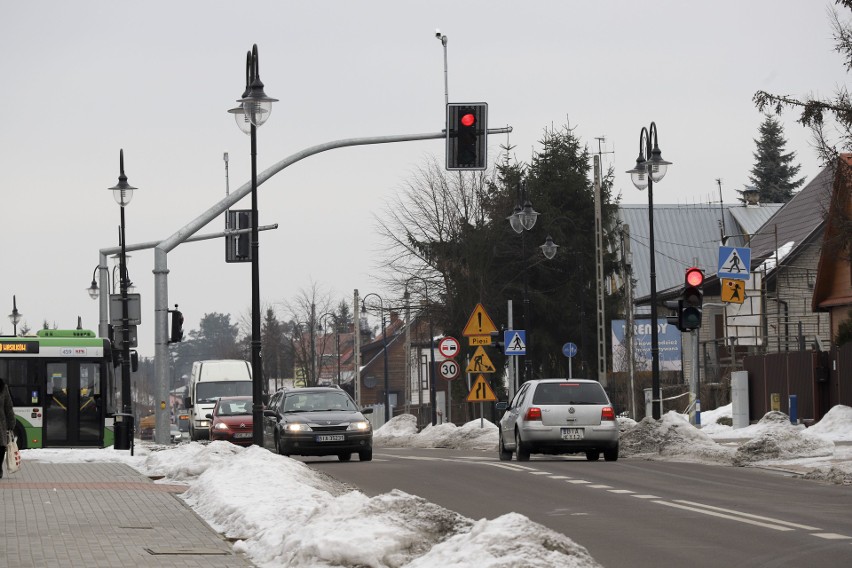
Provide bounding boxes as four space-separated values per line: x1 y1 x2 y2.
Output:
0 461 254 567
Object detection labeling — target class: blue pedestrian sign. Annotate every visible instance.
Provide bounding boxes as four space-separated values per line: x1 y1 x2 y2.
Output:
504 330 527 355
717 246 750 280
562 342 578 358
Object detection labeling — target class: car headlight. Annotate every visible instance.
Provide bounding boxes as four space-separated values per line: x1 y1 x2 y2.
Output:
199 420 210 427
285 423 312 432
347 421 371 431
214 422 230 431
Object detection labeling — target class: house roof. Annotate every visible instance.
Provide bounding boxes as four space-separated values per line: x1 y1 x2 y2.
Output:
619 201 782 302
747 165 833 270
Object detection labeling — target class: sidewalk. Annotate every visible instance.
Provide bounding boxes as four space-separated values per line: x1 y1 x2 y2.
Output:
1 461 255 567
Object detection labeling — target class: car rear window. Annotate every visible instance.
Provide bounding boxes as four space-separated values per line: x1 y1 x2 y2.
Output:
532 382 609 405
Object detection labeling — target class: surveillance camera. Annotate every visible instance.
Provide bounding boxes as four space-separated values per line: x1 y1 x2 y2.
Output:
435 29 442 38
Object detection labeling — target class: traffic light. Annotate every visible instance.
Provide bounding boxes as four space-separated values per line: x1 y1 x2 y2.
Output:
446 103 487 170
490 330 505 354
226 210 252 263
169 305 184 343
679 267 704 330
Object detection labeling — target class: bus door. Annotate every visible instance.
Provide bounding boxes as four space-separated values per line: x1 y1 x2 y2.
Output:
43 361 103 447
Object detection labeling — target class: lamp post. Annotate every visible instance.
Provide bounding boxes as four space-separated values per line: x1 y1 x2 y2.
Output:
626 122 671 420
404 276 438 426
108 149 137 415
507 182 539 382
230 44 277 446
8 295 22 336
87 267 100 300
362 294 389 422
318 312 341 385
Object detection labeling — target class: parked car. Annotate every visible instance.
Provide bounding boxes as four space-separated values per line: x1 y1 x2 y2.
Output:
169 423 183 444
262 387 373 461
496 378 619 462
206 396 254 446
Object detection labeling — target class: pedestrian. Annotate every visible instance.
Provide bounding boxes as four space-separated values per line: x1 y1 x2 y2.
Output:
0 376 15 478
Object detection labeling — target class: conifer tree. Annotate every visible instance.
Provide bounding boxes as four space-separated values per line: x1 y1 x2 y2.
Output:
746 115 804 203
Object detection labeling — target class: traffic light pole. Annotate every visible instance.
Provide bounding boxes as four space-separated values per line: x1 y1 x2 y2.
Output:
150 127 512 445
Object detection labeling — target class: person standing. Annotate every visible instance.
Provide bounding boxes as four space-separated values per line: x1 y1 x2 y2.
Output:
0 377 15 478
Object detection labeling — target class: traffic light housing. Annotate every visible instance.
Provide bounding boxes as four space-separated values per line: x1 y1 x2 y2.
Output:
679 267 704 331
226 210 253 263
169 305 184 343
489 330 505 354
446 103 487 170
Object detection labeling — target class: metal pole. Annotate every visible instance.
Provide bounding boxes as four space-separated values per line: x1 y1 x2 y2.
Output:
648 167 661 420
120 207 131 415
429 307 437 426
250 120 263 446
382 309 389 422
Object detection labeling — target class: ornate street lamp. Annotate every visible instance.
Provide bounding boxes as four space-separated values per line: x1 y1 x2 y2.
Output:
625 122 671 420
8 295 22 336
108 149 137 415
507 182 539 382
232 44 277 446
405 275 438 426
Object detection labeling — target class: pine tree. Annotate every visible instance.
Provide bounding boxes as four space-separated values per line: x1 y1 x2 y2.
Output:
747 115 804 203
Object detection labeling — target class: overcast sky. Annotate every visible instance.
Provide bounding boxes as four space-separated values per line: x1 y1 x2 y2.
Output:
0 1 842 356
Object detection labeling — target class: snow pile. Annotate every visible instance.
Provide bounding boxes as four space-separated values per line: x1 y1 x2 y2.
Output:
375 415 499 451
616 416 637 433
373 414 420 447
619 411 734 464
144 439 244 481
802 405 852 442
170 443 599 567
733 412 835 466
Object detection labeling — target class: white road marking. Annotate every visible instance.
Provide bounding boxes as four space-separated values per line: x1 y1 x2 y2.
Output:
587 484 613 489
656 501 794 531
632 494 661 499
565 479 590 484
811 533 852 540
608 489 634 494
674 500 821 531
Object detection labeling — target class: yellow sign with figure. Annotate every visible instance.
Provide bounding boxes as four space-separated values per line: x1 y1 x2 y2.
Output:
721 278 746 304
462 303 498 337
466 374 498 402
466 346 496 374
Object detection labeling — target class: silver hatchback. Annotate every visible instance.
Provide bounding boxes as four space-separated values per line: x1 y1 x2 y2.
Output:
496 379 619 462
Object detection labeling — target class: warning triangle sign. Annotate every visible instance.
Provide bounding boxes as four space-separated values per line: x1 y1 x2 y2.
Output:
465 346 496 373
462 303 498 337
466 374 498 402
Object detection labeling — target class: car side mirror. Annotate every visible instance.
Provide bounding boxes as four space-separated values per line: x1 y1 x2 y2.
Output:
205 413 212 419
361 407 374 415
263 409 278 419
495 402 508 411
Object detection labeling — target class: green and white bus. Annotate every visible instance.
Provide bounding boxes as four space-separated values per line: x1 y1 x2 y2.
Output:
0 329 117 449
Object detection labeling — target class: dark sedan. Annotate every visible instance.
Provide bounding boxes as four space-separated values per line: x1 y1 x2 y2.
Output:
263 387 373 461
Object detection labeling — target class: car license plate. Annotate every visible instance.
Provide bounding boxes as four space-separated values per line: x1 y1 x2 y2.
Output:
316 434 345 442
561 428 583 440
233 432 252 439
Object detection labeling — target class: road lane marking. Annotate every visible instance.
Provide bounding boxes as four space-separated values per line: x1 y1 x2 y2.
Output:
656 501 794 531
674 500 821 531
608 489 634 494
632 494 660 499
529 471 551 475
587 484 613 489
565 480 590 484
812 533 852 540
549 476 572 480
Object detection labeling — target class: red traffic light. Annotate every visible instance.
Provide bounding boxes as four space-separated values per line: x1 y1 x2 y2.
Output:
460 113 476 127
685 267 704 287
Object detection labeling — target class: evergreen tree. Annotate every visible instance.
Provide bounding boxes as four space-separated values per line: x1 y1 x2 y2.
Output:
746 115 804 203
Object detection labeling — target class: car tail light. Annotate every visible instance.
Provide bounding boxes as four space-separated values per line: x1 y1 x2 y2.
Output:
601 406 615 421
525 407 542 421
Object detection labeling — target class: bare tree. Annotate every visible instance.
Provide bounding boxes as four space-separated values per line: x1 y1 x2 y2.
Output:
277 281 337 387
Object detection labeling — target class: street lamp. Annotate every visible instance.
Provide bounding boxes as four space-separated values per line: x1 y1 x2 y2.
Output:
626 122 671 420
362 293 389 422
318 312 341 385
108 149 137 415
507 182 539 382
405 276 438 426
231 44 277 446
8 295 22 336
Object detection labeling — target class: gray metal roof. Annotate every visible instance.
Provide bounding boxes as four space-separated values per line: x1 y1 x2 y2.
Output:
619 201 783 301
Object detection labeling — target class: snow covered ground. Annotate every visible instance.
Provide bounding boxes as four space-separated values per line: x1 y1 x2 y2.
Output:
18 405 852 567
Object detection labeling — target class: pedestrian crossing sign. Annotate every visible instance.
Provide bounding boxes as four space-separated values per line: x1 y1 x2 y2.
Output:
504 330 526 355
721 278 746 304
466 374 498 402
717 246 750 280
466 346 496 373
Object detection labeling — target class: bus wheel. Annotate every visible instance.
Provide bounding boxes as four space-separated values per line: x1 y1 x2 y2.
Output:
14 422 27 450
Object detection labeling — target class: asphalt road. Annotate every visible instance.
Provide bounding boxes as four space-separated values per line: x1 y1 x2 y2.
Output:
301 448 852 567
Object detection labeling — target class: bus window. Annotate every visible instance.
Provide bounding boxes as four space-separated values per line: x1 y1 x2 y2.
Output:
0 359 37 407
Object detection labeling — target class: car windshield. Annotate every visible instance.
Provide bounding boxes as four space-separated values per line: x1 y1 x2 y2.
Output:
532 382 609 405
217 399 253 416
283 392 357 412
197 381 252 403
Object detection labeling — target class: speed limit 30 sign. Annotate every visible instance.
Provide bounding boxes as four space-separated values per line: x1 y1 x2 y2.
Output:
438 359 461 380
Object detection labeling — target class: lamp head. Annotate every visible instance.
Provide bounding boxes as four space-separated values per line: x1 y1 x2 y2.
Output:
108 149 137 206
239 45 278 128
540 235 559 260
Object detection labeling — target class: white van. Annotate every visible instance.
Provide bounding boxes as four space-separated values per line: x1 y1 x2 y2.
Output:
185 359 252 441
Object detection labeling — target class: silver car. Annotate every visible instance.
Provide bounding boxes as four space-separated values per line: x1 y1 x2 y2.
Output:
496 378 619 462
